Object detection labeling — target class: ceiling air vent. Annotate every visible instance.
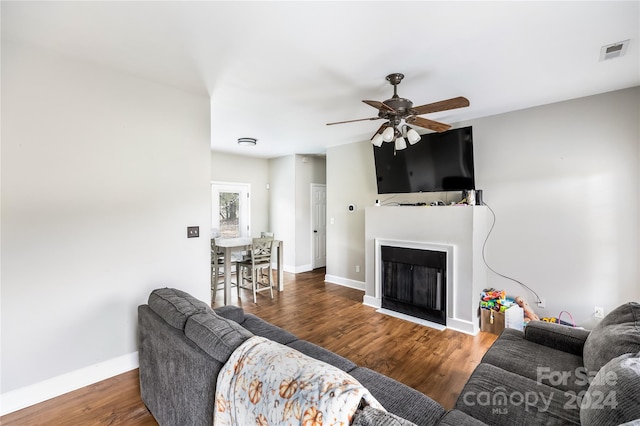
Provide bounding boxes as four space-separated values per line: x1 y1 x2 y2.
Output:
600 40 630 61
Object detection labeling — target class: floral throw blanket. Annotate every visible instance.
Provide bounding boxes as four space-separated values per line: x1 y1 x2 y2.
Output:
214 336 385 425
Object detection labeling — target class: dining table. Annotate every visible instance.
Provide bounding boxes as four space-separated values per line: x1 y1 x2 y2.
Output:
214 237 283 305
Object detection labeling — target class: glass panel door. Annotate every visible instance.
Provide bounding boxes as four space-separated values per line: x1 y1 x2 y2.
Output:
211 182 250 238
219 191 240 237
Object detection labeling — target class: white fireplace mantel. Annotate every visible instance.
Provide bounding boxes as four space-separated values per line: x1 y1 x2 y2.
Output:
364 205 490 335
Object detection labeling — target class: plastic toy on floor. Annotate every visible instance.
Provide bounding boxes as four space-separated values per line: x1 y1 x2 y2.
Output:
480 289 509 312
481 289 506 302
541 311 576 327
515 296 540 322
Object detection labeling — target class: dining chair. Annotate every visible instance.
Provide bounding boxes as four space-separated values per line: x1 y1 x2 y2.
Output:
211 238 238 304
235 237 274 303
239 232 273 262
257 232 275 280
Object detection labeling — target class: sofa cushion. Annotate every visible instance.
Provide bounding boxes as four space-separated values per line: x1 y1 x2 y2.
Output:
287 340 357 372
214 305 245 324
583 302 640 373
580 351 640 426
481 328 586 394
148 288 212 330
239 313 298 344
456 363 581 425
437 409 488 426
184 312 253 363
350 367 446 426
352 406 419 426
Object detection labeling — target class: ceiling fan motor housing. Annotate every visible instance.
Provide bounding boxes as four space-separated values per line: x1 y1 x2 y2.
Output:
383 73 413 118
383 97 413 116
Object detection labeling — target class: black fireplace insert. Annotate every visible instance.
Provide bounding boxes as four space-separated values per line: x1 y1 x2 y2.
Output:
381 245 447 325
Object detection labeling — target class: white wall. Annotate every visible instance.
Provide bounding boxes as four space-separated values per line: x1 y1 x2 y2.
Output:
269 155 296 270
326 87 639 326
211 151 270 236
462 87 639 327
1 42 211 411
326 141 376 288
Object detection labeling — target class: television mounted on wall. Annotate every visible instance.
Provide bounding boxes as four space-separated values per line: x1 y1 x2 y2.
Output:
373 126 475 194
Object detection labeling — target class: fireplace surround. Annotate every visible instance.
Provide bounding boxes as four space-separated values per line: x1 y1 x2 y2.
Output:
364 205 490 334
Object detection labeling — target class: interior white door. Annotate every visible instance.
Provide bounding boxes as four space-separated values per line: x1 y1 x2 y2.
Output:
311 184 327 269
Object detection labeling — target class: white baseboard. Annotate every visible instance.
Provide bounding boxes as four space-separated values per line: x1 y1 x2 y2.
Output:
363 295 381 308
446 317 478 335
294 264 313 273
0 351 139 416
324 274 365 291
282 263 313 274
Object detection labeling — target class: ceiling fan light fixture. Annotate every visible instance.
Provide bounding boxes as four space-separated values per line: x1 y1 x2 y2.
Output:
406 127 421 144
238 137 257 146
395 136 407 151
371 133 384 147
382 126 395 142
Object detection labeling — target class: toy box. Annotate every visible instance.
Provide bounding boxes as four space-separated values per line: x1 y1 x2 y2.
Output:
480 305 524 335
481 308 504 334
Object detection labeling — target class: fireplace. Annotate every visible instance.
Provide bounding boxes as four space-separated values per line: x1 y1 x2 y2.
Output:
381 245 447 325
365 206 489 334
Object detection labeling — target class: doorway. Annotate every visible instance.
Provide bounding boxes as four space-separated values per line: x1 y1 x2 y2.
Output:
311 183 326 269
211 182 250 238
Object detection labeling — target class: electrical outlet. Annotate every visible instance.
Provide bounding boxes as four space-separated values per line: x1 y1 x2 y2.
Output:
594 306 605 319
356 265 360 273
537 298 545 309
187 226 199 238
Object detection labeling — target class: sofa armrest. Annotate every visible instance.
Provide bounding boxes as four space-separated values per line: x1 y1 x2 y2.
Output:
524 320 590 356
213 305 245 323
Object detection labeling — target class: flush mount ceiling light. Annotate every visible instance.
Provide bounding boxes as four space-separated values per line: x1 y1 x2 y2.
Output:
327 73 470 151
237 137 257 146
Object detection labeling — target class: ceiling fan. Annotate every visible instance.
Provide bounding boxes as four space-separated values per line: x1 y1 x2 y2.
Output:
327 73 469 149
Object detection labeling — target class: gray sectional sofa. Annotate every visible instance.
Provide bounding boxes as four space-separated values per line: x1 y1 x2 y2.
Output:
138 288 640 425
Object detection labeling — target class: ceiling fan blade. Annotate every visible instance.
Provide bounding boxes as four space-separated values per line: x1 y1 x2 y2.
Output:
362 100 396 113
406 116 451 133
371 122 388 139
411 96 470 115
326 117 381 126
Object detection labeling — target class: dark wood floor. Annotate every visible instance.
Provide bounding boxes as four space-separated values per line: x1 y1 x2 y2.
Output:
2 268 496 425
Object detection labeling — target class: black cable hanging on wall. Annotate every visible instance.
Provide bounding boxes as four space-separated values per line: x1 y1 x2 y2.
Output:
481 201 542 304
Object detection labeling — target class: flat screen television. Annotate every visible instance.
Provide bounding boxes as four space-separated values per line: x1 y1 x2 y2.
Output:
373 126 475 194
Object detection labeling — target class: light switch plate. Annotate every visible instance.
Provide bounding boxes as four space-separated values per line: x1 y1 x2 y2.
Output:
187 226 199 238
